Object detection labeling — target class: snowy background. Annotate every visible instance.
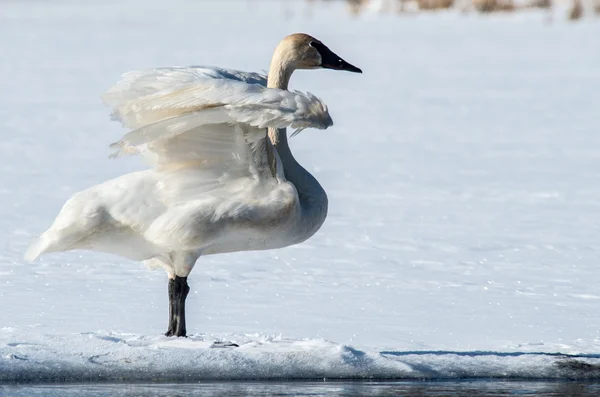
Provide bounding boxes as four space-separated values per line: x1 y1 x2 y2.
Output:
1 0 600 381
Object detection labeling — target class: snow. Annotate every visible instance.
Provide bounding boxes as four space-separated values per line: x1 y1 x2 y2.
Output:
2 329 600 382
1 0 600 382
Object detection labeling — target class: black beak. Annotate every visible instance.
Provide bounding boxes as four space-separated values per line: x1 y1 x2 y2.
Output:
311 41 362 74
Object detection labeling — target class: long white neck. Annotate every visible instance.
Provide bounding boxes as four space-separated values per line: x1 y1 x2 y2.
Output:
267 50 292 91
266 48 328 242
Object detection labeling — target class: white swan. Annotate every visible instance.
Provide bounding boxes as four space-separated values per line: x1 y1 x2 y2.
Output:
25 33 361 337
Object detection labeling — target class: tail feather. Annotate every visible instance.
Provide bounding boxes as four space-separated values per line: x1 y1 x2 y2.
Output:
24 234 52 262
25 190 107 262
24 228 83 262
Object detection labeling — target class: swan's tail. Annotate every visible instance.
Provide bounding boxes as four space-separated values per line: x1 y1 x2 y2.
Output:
24 232 53 262
24 227 84 262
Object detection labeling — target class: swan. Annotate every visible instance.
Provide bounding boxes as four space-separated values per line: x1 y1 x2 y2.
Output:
25 33 361 337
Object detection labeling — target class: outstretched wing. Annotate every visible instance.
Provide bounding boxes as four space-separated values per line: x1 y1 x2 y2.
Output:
103 66 333 204
102 66 268 109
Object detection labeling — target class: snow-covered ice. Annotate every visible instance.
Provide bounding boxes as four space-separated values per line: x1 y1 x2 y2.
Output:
1 0 600 382
2 329 600 382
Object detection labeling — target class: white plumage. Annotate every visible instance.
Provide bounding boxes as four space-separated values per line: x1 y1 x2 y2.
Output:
26 65 331 275
26 33 361 337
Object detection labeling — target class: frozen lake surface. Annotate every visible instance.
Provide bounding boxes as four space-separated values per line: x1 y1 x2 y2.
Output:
1 0 600 382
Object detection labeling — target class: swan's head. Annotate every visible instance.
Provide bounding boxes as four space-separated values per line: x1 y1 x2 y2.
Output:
277 33 362 74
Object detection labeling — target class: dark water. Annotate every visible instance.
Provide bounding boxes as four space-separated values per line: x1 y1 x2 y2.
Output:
2 381 600 397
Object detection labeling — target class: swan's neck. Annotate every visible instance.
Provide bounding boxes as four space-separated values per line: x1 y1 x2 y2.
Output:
267 50 293 90
266 53 328 241
269 128 328 242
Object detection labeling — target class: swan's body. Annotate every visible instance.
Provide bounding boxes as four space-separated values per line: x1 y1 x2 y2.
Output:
26 67 330 274
26 34 361 336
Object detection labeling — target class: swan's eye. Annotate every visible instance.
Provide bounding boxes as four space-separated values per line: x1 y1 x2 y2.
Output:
308 41 315 47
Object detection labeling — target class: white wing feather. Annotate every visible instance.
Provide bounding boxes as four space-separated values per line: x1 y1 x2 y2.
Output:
103 66 332 204
102 66 267 106
106 74 332 132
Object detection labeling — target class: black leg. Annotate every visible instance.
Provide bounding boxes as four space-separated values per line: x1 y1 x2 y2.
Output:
165 276 190 337
165 278 175 336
